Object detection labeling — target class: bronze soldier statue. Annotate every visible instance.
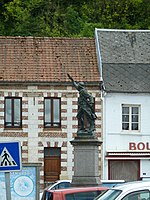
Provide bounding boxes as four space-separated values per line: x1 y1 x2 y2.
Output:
68 74 97 134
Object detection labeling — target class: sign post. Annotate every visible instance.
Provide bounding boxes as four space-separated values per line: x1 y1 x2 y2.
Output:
5 172 11 200
0 141 22 200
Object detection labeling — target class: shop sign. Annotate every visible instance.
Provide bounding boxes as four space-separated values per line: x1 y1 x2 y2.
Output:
129 142 150 150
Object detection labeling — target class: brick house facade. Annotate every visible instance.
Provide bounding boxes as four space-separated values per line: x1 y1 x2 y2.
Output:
0 37 102 191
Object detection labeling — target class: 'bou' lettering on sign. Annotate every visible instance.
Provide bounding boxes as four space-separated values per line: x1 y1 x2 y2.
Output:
129 142 150 150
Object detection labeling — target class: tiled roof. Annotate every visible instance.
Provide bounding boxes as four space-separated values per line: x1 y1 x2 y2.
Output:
95 29 150 92
96 29 150 64
0 37 100 84
103 63 150 92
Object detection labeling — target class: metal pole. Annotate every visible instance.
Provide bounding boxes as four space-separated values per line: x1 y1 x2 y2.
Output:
5 172 11 200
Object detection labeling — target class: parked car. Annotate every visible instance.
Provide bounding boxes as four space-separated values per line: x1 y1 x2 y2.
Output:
41 186 108 200
95 180 150 200
40 179 125 199
40 180 71 199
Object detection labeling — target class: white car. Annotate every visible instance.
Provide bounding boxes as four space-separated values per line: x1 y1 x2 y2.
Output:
40 180 71 199
95 180 150 200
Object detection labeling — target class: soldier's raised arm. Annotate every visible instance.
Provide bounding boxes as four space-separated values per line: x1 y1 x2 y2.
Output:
67 73 79 90
67 73 74 82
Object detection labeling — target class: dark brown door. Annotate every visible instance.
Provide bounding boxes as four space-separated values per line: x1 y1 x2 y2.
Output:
44 148 61 185
108 160 140 181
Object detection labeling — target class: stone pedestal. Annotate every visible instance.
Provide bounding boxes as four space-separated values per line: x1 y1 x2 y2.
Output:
70 134 102 187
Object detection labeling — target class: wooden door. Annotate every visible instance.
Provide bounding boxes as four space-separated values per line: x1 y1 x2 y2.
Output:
108 160 140 181
44 148 61 185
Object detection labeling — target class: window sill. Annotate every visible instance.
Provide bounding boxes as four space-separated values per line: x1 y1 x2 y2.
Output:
121 131 141 135
43 128 62 131
108 132 141 136
4 127 23 131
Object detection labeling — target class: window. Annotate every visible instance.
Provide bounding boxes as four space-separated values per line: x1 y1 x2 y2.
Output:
44 98 61 128
95 189 121 200
122 105 140 131
52 182 71 190
122 190 150 200
66 191 103 200
42 191 53 200
44 147 61 157
4 97 22 128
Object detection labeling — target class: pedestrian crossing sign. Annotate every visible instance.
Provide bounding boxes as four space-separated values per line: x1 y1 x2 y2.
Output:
0 141 22 172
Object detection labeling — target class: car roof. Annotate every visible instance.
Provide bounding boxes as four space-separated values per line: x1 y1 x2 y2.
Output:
46 186 108 194
48 180 71 185
54 180 71 183
101 180 125 183
51 180 71 186
46 180 71 190
111 180 150 192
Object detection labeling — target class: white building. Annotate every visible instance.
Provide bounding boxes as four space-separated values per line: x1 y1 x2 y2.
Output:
95 29 150 181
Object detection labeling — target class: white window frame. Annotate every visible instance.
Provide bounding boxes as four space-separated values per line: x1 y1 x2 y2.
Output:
122 104 140 132
44 97 61 128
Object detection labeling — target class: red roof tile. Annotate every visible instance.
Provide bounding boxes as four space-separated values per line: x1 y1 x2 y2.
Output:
0 37 100 83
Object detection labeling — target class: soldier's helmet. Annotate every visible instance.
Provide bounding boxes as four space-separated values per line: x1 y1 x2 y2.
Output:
78 82 85 89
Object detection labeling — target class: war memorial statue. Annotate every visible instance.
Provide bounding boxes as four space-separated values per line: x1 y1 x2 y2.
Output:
68 74 97 136
68 74 101 187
